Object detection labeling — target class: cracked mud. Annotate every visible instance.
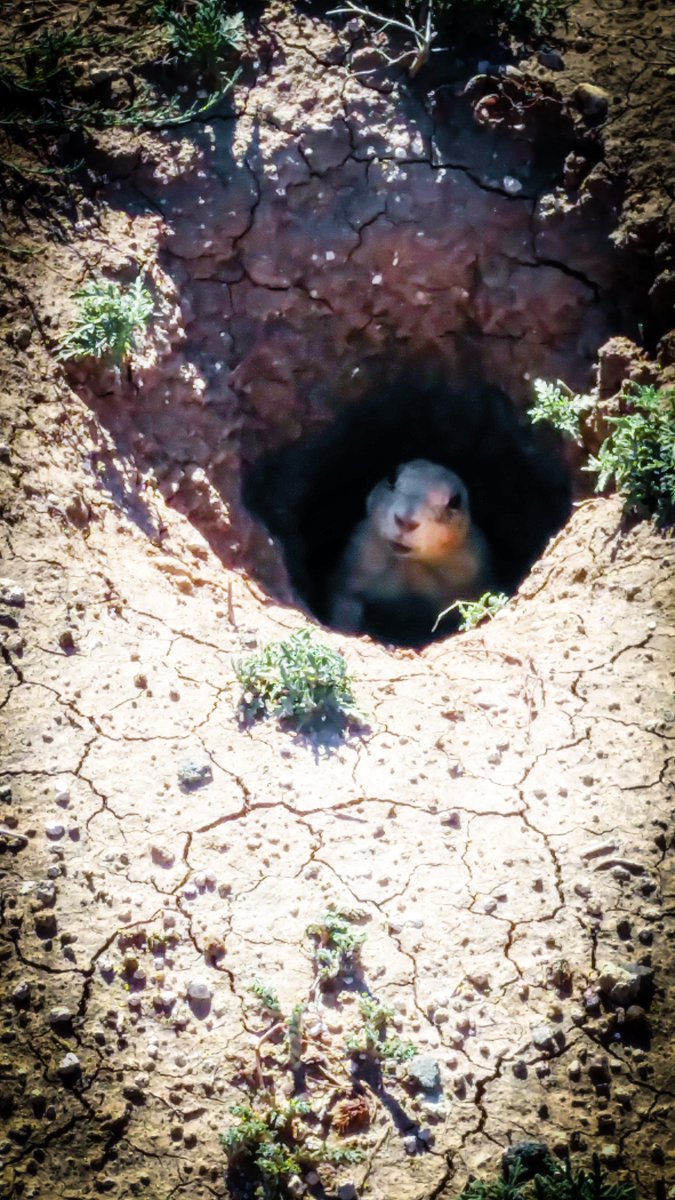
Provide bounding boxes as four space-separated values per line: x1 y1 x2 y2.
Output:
1 2 674 1199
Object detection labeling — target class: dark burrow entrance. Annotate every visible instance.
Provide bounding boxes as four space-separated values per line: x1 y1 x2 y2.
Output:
244 370 571 647
71 10 654 650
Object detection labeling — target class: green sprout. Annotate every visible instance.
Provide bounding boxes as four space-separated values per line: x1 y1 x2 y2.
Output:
249 980 282 1017
57 275 154 365
155 0 244 81
346 994 417 1064
434 591 509 634
235 628 363 730
530 379 594 444
305 911 366 988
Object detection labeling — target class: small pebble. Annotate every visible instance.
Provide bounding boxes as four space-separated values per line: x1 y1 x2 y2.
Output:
57 1052 81 1083
45 822 65 840
403 1135 418 1156
0 579 25 607
187 978 212 1002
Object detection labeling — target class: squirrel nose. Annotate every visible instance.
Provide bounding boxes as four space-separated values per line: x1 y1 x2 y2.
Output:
395 514 419 533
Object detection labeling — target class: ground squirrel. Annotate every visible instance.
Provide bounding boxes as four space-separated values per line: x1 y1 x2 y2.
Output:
330 459 493 639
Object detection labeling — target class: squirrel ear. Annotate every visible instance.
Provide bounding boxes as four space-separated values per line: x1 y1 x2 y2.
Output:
386 466 398 488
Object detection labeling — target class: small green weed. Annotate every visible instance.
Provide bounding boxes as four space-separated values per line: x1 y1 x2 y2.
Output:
57 275 154 365
346 994 417 1065
434 591 509 634
155 0 244 81
460 1154 637 1200
305 911 367 988
222 1096 364 1198
530 379 594 444
530 379 675 525
462 1162 529 1200
249 980 282 1016
235 628 362 730
586 385 675 525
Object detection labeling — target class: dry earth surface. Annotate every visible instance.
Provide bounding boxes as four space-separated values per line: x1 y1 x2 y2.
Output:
1 2 674 1200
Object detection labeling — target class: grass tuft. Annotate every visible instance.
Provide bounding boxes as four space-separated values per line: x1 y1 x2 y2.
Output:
235 628 362 729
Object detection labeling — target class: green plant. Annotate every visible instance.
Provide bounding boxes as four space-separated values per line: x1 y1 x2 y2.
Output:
235 628 362 730
22 25 84 90
461 1162 529 1200
155 0 244 80
250 980 282 1016
534 1155 637 1200
346 994 417 1064
434 591 509 633
57 275 154 365
460 1155 637 1200
586 385 675 525
530 379 594 444
305 911 367 988
222 1096 363 1199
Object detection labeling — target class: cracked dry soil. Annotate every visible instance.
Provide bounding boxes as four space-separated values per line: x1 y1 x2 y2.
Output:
1 2 674 1198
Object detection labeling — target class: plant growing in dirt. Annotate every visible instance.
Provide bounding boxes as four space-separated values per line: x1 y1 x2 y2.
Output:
57 275 154 365
345 994 417 1066
460 1154 637 1200
530 379 594 444
223 1096 364 1199
329 0 571 78
531 380 675 525
235 628 363 730
434 590 509 633
305 910 367 990
155 0 244 82
586 384 675 525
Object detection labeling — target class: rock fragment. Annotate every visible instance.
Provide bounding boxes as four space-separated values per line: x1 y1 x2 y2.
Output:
597 962 654 1007
178 755 213 790
57 1053 81 1084
407 1054 441 1092
0 579 25 607
573 83 610 121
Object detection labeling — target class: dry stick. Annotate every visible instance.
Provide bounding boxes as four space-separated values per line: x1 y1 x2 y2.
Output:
360 1124 391 1191
328 0 436 77
252 1019 285 1092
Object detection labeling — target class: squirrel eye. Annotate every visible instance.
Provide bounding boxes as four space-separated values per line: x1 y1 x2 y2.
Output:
447 493 462 510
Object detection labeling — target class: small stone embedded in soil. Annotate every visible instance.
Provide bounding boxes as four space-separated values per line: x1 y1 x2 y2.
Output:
45 821 65 840
403 1135 418 1156
57 1053 81 1083
12 981 31 1006
0 579 26 606
58 629 76 651
597 961 654 1006
178 756 213 790
574 83 610 120
54 779 70 804
407 1054 441 1092
48 1007 74 1032
34 911 57 937
337 1183 358 1200
187 978 213 1001
531 1022 561 1053
503 1141 552 1180
151 843 176 868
